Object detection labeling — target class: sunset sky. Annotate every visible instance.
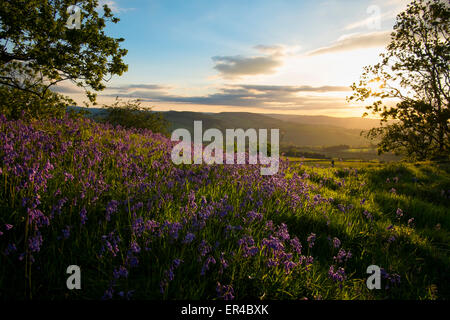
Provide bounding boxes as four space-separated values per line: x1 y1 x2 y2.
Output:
54 0 411 117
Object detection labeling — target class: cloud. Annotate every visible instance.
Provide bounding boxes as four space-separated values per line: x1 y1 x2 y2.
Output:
307 31 391 56
103 84 351 111
211 44 295 79
212 55 282 79
343 1 411 31
106 84 170 93
239 85 351 93
253 45 285 56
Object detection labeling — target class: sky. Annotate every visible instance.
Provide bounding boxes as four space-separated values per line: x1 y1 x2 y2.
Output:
55 0 412 117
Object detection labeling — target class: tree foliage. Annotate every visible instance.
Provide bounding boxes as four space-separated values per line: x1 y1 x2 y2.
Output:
0 0 128 118
98 98 169 135
349 0 449 160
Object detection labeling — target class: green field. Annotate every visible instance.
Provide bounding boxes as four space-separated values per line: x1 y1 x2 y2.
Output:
285 157 386 169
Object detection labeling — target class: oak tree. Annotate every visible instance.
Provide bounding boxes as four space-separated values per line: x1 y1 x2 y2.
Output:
349 0 449 160
0 0 128 118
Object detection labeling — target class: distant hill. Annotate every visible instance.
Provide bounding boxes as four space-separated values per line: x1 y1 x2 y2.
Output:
162 111 374 147
266 114 383 130
72 107 380 147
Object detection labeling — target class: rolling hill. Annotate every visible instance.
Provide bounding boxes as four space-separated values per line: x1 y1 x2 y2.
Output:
162 111 373 147
72 107 380 148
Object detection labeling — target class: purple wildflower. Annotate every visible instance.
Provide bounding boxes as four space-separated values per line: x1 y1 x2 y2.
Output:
290 237 302 255
113 266 129 279
28 232 43 253
334 248 352 264
183 232 195 244
80 207 87 225
105 200 119 221
363 210 373 221
102 287 114 300
198 240 212 257
62 226 71 240
276 223 290 241
307 233 316 248
130 240 141 254
200 256 216 275
4 243 17 255
328 265 346 284
216 283 235 300
246 210 263 223
284 260 297 274
332 237 341 248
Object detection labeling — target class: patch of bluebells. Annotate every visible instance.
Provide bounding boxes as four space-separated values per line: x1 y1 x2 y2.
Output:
80 207 88 225
216 282 235 300
238 235 259 258
105 200 120 222
218 252 229 275
289 237 302 255
328 265 346 287
246 210 263 223
198 240 212 257
307 233 316 248
129 240 141 254
332 237 341 249
333 248 352 264
113 266 129 279
61 226 71 240
363 210 373 221
275 223 290 241
163 221 183 240
200 256 216 276
100 231 121 258
0 115 410 299
4 243 17 255
160 258 183 294
182 232 195 244
380 268 401 289
28 232 43 253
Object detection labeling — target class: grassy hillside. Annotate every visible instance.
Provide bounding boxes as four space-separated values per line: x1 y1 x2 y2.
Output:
0 114 449 300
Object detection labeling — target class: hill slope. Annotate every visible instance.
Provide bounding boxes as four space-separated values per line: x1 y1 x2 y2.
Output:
163 111 371 147
72 107 378 147
1 115 448 300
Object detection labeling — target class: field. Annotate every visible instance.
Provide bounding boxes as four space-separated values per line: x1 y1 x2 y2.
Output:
285 157 386 169
0 115 449 300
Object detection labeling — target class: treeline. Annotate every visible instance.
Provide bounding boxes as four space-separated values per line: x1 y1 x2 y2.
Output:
282 145 330 159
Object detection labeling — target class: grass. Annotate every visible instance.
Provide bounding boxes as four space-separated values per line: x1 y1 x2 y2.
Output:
0 115 449 300
284 157 386 169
